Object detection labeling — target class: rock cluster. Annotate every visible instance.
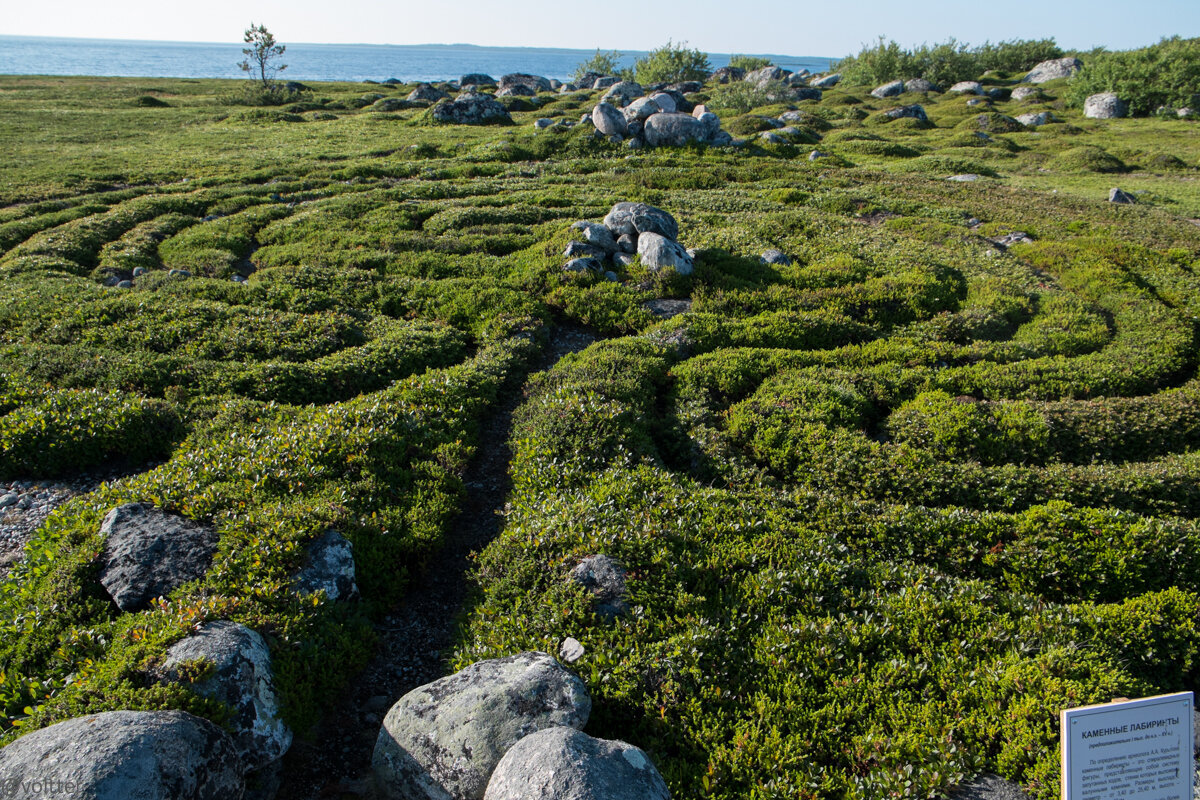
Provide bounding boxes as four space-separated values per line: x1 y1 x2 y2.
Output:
562 203 693 278
371 652 670 800
431 91 513 125
588 89 732 148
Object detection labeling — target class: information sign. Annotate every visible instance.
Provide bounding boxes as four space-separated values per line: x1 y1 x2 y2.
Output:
1061 692 1193 800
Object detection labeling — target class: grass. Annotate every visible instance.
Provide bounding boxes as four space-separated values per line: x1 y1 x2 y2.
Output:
1 70 1200 800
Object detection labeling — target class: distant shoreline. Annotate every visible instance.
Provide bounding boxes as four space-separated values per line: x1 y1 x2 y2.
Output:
0 35 835 83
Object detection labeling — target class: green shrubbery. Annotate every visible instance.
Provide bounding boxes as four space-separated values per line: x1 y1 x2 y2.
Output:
1066 36 1200 115
838 37 1063 86
634 40 711 85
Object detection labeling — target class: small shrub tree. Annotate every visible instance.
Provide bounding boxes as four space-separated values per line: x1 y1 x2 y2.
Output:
728 54 772 72
1066 36 1200 116
634 40 711 85
239 23 287 87
573 49 624 83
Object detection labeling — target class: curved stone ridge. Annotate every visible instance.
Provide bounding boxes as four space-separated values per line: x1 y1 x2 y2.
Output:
372 651 591 800
0 710 244 800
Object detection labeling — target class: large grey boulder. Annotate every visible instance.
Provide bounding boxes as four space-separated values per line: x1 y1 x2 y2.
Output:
905 78 938 93
571 221 618 254
882 104 929 122
432 93 512 125
161 622 292 771
871 80 905 99
496 85 536 98
1010 86 1040 101
592 76 619 90
601 82 644 108
603 202 679 240
408 84 450 103
643 112 709 147
810 72 841 88
623 96 663 123
709 66 745 84
294 530 358 601
0 710 244 800
637 232 694 276
498 74 551 94
744 66 788 89
98 503 220 612
372 652 591 800
1015 111 1053 127
695 111 721 139
483 727 670 800
1025 57 1082 84
591 103 628 137
460 74 496 87
1109 187 1137 204
949 81 983 94
570 555 629 618
1085 92 1127 119
647 92 677 113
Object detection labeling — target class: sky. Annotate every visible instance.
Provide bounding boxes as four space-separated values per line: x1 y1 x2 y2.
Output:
5 0 1199 57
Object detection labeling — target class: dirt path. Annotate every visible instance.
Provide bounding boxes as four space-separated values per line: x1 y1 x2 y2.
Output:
274 325 596 800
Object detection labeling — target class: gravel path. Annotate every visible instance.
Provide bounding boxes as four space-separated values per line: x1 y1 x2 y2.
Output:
274 325 596 800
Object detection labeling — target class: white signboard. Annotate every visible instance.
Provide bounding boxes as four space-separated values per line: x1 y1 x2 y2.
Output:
1062 692 1194 800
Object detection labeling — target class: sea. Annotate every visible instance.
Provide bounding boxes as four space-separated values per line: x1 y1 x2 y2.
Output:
0 35 834 84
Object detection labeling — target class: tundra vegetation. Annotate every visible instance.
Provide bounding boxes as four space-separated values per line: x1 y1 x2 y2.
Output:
1 37 1200 799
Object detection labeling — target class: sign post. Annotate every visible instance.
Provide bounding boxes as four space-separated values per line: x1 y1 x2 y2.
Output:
1061 692 1193 800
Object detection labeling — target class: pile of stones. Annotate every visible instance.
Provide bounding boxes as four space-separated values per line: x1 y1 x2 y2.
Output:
587 82 732 148
562 202 694 278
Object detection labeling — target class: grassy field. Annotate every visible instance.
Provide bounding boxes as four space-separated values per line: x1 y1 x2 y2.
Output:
2 70 1200 799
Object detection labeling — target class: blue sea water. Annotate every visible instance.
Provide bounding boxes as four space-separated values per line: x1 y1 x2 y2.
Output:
0 35 834 83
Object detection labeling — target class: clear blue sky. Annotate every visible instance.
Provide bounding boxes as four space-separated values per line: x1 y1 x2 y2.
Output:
6 0 1199 57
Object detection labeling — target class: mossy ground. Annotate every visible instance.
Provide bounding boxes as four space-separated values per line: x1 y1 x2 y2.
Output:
2 72 1200 799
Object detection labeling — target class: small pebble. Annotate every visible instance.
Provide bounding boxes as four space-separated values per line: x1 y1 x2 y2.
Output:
559 637 585 663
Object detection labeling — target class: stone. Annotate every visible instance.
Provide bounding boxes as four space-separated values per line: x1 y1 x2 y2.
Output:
564 241 606 260
570 555 629 618
744 66 788 89
162 621 292 771
1011 86 1040 101
1025 57 1082 84
169 269 191 278
116 280 133 289
637 232 694 276
990 231 1033 248
949 81 983 94
709 66 745 84
408 84 449 103
810 72 841 88
760 249 791 266
617 234 637 254
709 130 735 146
1109 187 1137 204
498 74 551 94
1085 93 1127 119
623 96 662 122
760 131 786 144
0 710 244 800
694 111 721 139
1179 108 1195 118
372 652 590 800
789 87 823 102
613 253 636 268
871 80 905 99
603 202 679 241
604 270 619 282
495 85 535 98
882 104 928 122
460 74 496 87
668 81 703 94
533 118 556 129
559 637 584 663
1 492 19 507
571 221 618 253
431 93 512 125
564 257 603 273
295 530 358 601
132 266 149 276
601 82 644 108
647 92 677 113
643 112 708 147
950 774 1032 800
483 727 670 800
591 102 628 137
947 174 981 182
98 503 220 612
1015 111 1053 127
809 150 826 161
985 87 1010 100
905 78 937 93
966 98 989 107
